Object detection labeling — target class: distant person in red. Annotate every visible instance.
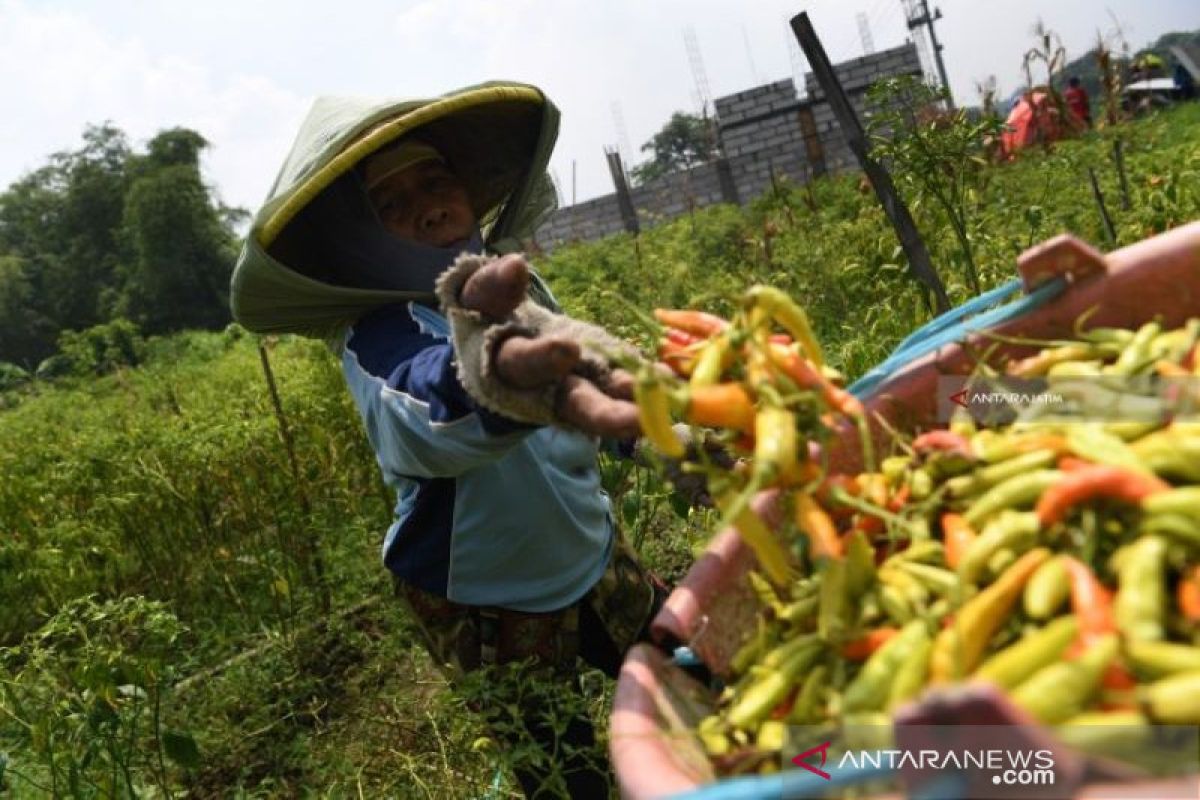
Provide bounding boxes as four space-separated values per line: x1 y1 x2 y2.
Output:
1065 76 1092 128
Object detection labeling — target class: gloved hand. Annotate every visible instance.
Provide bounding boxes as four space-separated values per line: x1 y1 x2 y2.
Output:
635 424 737 510
438 253 643 438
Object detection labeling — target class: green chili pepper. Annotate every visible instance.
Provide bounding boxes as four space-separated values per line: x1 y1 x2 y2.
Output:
731 620 774 675
1130 432 1200 482
698 715 731 756
1126 641 1200 678
1138 512 1200 548
957 510 1040 586
761 633 820 670
1079 327 1135 347
973 615 1078 689
881 540 945 566
879 566 931 607
1047 359 1104 377
727 641 822 730
756 719 787 751
1010 633 1119 724
1142 487 1200 517
909 467 934 500
946 449 1058 498
1066 423 1154 475
1114 536 1167 642
779 595 820 626
881 456 909 485
843 620 930 713
844 530 876 598
788 664 829 724
886 633 932 711
818 559 850 641
897 561 960 598
1024 555 1070 619
962 470 1062 528
1140 670 1200 724
1106 321 1161 376
878 584 915 625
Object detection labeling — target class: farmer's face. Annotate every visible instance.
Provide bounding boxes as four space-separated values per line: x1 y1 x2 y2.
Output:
368 160 476 248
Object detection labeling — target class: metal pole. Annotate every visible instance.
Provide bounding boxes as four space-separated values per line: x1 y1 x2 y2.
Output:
907 0 954 108
790 11 950 313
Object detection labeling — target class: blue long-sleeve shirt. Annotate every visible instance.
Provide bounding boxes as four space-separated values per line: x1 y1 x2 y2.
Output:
341 301 615 612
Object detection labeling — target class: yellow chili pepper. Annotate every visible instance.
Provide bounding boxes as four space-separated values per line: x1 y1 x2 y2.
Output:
743 285 825 369
633 373 684 459
716 490 793 587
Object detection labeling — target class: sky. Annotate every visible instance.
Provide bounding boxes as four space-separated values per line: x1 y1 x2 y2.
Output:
1 0 1197 214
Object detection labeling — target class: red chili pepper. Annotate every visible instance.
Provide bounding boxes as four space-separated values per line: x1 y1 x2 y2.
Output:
840 627 899 661
1179 566 1200 622
664 327 703 346
767 342 863 417
653 308 730 338
658 338 701 377
887 485 912 512
912 430 972 458
1056 455 1092 472
1062 556 1116 645
1035 465 1171 527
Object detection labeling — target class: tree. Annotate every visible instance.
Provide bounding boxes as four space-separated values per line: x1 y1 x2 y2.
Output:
630 112 719 185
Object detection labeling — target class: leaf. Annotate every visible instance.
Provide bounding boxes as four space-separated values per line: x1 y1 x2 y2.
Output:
272 578 290 598
162 729 200 768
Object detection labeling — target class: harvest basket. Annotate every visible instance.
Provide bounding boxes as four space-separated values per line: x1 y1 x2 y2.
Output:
610 221 1200 800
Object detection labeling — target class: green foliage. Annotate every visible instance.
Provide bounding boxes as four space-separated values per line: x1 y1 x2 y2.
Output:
0 125 244 368
0 595 187 797
867 75 1005 294
56 319 146 377
630 111 719 186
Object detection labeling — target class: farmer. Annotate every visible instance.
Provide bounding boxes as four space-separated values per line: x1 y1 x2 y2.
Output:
229 84 670 798
1064 76 1091 129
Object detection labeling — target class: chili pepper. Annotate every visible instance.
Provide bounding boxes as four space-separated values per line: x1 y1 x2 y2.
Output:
1141 486 1200 518
912 430 973 458
743 285 825 369
748 571 785 617
766 342 862 417
930 548 1051 682
1114 536 1167 643
841 627 898 661
779 595 819 626
1010 633 1119 724
970 430 1066 463
1179 566 1200 622
962 470 1062 528
843 530 876 596
716 490 794 587
634 374 685 459
1035 465 1169 527
973 615 1079 690
727 640 823 730
788 663 828 724
658 337 701 377
751 405 797 487
1079 326 1135 347
1047 359 1104 377
1106 321 1161 376
760 633 820 669
879 566 932 607
1056 455 1091 471
886 484 911 512
1155 359 1190 377
1062 556 1116 643
697 715 731 757
878 584 915 625
843 620 930 712
680 382 757 434
1024 555 1071 620
956 510 1039 586
1128 429 1200 482
946 449 1059 498
1126 641 1200 677
689 332 733 388
818 558 850 640
664 327 704 346
795 492 844 561
1008 343 1100 377
757 718 787 749
1138 511 1200 548
941 513 976 570
1065 423 1154 476
883 540 946 566
886 632 932 711
897 561 960 598
881 456 909 485
730 621 772 675
653 308 730 338
908 467 934 500
1139 670 1200 724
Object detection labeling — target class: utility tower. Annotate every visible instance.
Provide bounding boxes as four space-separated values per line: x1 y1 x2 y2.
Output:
904 0 954 108
684 25 713 117
857 12 875 56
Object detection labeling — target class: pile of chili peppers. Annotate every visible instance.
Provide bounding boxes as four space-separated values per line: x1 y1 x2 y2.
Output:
636 291 1200 774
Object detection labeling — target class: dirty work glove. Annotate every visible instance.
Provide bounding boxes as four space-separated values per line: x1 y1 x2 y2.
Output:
634 424 737 510
436 253 644 438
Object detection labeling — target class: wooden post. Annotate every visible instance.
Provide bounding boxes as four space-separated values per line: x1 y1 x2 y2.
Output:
605 148 641 236
1087 166 1117 247
1112 138 1131 211
790 12 950 313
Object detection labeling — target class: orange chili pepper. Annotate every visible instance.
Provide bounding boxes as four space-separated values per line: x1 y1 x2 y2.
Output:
683 382 756 432
887 484 912 512
767 342 863 417
653 308 729 338
912 430 972 457
1035 465 1171 527
941 513 977 570
795 491 844 560
841 627 899 661
1056 455 1092 472
1155 360 1190 378
658 338 701 377
664 327 703 346
1062 556 1116 646
1179 566 1200 622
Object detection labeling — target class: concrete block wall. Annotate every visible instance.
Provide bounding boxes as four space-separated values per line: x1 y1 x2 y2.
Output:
534 42 921 251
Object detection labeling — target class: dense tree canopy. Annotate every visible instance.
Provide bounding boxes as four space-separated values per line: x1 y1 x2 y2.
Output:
0 124 242 369
630 111 719 185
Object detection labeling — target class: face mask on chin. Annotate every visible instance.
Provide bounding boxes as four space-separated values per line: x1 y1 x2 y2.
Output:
304 169 484 295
